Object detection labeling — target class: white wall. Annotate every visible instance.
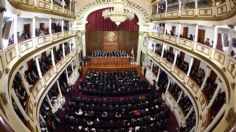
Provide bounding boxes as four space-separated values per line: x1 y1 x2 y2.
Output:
180 24 196 38
199 26 214 44
199 61 208 74
17 18 33 35
36 18 49 29
184 53 191 63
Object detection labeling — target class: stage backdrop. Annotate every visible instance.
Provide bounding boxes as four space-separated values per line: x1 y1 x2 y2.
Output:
85 8 139 57
86 31 138 57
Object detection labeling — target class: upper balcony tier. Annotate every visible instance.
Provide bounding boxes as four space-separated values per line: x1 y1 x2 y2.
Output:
6 0 76 18
151 0 236 21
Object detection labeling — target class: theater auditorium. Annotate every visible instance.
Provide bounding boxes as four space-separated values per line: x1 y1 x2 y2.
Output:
0 0 236 131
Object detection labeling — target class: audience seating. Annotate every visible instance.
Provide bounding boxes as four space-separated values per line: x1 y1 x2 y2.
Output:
78 71 150 96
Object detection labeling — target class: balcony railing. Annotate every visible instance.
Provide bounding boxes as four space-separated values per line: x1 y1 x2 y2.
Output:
148 33 232 131
151 0 236 21
7 0 75 18
165 91 186 127
0 31 74 68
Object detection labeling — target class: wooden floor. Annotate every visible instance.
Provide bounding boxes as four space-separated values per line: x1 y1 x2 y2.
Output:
82 65 142 76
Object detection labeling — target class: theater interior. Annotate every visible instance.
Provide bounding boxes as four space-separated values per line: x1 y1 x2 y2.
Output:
0 0 236 131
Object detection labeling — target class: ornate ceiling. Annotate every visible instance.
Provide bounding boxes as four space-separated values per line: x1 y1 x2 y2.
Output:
75 0 153 15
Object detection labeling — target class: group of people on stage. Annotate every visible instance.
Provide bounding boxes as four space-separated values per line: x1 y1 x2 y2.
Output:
91 50 128 57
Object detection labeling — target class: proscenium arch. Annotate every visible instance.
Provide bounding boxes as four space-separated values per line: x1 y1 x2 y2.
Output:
75 2 150 30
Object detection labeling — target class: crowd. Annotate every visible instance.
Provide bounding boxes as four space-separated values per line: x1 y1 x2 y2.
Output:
17 31 30 42
13 72 27 108
163 49 175 63
190 66 205 86
78 71 150 96
36 28 49 37
52 22 62 33
62 92 170 132
91 50 128 57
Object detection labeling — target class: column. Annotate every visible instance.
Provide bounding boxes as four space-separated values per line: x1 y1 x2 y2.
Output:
193 24 199 50
69 42 72 52
156 68 161 85
212 26 218 49
81 31 86 57
201 68 211 89
185 106 193 119
164 23 167 38
32 17 36 47
69 0 72 13
49 18 52 42
56 80 62 96
165 0 168 17
165 78 171 93
39 114 46 124
18 70 31 95
11 89 30 121
178 0 182 16
195 0 198 16
172 49 178 71
50 0 53 10
14 15 20 56
227 28 234 56
156 3 159 14
137 33 144 65
65 69 70 84
46 95 53 110
160 44 165 61
62 0 65 13
62 43 66 57
51 49 56 72
177 23 181 43
62 20 64 32
187 57 194 76
208 83 222 109
212 0 216 16
176 91 183 103
36 57 43 78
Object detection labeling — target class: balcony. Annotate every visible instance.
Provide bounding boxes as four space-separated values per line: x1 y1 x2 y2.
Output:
7 0 75 18
148 33 232 131
151 0 236 21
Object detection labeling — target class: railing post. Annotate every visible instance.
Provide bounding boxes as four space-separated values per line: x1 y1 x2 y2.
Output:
36 56 43 79
201 68 211 90
56 80 62 96
14 15 20 57
172 49 178 71
176 91 183 104
187 57 194 76
195 0 198 16
185 106 193 120
165 77 171 93
193 24 199 50
32 17 36 48
49 18 52 42
177 23 181 44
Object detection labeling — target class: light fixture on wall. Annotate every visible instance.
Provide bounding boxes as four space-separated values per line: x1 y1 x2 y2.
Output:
102 0 135 26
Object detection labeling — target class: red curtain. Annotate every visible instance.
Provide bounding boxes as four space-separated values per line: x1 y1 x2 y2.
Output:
86 9 139 31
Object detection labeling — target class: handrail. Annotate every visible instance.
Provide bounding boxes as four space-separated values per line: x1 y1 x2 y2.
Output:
148 32 233 131
151 0 236 21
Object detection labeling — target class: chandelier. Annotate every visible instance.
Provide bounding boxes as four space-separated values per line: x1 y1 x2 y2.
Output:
102 0 135 26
